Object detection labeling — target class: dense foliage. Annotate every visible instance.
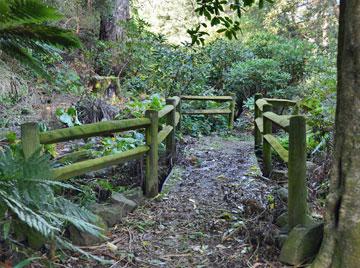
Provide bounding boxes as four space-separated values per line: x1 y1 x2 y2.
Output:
0 0 338 264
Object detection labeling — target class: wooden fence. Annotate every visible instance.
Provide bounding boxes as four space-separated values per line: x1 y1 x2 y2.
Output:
254 93 308 229
21 95 235 199
180 95 236 129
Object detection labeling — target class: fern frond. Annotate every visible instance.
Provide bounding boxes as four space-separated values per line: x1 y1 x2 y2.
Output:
0 190 59 237
0 0 81 77
0 0 63 28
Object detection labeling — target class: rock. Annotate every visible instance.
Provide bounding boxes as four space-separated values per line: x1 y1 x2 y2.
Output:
276 212 288 227
280 223 324 266
275 187 288 202
68 216 108 246
123 187 144 205
91 193 137 226
270 169 288 181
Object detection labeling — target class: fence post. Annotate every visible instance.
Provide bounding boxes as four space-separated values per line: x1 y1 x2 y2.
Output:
254 93 263 150
228 93 236 130
144 110 159 198
21 122 41 159
178 97 182 130
288 115 308 228
263 103 272 177
166 98 176 165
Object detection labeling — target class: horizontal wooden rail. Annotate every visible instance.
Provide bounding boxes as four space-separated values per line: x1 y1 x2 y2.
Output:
40 118 151 144
263 134 289 163
264 98 297 107
181 95 233 101
52 145 149 180
168 96 180 107
263 112 291 132
157 125 173 145
158 105 174 118
255 99 269 112
182 109 232 115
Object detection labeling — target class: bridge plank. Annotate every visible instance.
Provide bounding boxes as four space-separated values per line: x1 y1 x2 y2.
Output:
255 99 269 112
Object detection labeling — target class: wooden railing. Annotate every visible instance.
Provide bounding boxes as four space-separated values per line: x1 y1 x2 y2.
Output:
21 94 236 200
21 96 181 198
180 95 236 129
254 93 308 229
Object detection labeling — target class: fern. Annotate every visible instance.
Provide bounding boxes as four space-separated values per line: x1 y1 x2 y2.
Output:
0 146 106 260
0 0 81 77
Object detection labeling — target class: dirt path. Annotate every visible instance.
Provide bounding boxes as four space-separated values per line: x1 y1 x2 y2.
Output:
78 131 284 267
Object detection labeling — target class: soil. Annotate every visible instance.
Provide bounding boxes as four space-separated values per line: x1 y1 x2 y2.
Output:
64 130 286 268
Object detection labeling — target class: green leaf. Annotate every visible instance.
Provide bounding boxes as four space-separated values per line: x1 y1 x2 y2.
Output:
3 221 10 240
59 113 74 127
14 257 42 268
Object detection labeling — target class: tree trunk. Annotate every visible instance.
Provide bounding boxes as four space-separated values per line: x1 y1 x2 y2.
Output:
312 1 360 267
99 0 130 41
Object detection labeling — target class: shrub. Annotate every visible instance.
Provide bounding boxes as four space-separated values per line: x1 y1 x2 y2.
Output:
224 58 291 108
245 32 314 83
203 39 255 89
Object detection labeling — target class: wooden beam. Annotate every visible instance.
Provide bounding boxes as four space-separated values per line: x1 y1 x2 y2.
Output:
263 134 289 163
145 110 159 198
255 99 269 112
264 98 297 107
157 125 173 145
167 96 180 107
52 145 149 180
255 118 264 134
182 109 232 115
21 122 41 159
158 105 174 118
181 95 233 101
263 103 273 177
39 118 151 144
175 112 180 126
263 112 291 132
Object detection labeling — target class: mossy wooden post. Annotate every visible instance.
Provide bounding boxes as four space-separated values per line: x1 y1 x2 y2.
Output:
288 115 308 228
166 98 176 164
21 122 41 159
228 93 236 130
145 110 159 198
254 93 263 149
178 97 182 130
263 103 273 177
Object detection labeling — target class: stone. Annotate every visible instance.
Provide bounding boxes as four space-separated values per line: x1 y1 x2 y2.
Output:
276 212 288 227
270 169 288 181
275 187 288 202
68 216 108 246
280 223 324 266
91 193 137 226
122 187 144 205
